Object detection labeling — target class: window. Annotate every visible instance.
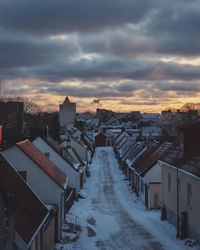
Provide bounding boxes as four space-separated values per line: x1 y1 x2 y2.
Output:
187 183 192 208
18 171 27 182
168 173 171 193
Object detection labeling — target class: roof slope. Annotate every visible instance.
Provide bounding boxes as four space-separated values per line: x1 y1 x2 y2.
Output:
0 154 48 244
17 140 67 189
133 143 172 176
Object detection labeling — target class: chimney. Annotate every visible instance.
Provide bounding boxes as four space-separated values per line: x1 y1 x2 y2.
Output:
179 122 200 156
44 152 50 158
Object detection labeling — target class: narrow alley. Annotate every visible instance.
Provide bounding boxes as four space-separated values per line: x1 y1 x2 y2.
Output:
55 147 194 250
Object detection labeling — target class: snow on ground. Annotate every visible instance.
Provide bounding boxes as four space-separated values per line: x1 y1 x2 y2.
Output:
55 147 199 250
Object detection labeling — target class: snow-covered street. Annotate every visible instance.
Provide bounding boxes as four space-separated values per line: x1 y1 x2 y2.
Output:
55 147 197 250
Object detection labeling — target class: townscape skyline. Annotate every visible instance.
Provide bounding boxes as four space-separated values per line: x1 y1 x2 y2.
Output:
0 0 200 113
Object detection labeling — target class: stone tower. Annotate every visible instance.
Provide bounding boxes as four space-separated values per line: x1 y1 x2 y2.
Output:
59 97 76 134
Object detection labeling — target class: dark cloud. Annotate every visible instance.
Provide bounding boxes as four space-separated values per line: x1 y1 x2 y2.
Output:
0 0 155 35
0 36 78 69
38 85 133 98
148 3 200 39
152 81 200 92
6 57 155 81
2 55 200 83
152 62 200 81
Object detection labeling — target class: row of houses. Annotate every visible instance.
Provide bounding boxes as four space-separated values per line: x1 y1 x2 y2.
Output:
113 122 200 241
0 132 94 250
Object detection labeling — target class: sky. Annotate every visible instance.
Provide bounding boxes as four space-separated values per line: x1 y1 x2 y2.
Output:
1 0 200 113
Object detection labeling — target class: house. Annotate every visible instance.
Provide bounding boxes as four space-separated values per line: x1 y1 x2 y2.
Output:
95 132 112 146
33 136 80 199
159 151 200 240
132 142 172 209
67 146 87 188
81 133 94 161
118 140 142 171
0 153 58 250
2 139 68 239
58 134 87 188
125 142 146 179
159 122 200 240
70 135 89 164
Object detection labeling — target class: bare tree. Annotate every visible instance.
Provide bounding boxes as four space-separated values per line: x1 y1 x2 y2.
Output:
0 96 41 115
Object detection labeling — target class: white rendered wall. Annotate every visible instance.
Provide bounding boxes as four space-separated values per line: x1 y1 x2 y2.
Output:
143 162 161 184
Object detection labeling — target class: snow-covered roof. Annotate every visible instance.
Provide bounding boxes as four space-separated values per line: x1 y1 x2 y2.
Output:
141 113 160 119
119 138 135 157
126 142 146 167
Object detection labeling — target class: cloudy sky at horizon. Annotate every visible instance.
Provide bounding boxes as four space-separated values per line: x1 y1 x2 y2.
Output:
1 0 200 112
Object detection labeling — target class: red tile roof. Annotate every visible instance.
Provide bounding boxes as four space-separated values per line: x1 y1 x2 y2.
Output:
0 153 48 244
17 140 67 189
133 143 172 176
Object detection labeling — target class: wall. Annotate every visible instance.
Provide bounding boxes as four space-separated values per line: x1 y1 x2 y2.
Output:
161 162 200 240
59 102 76 134
95 134 106 146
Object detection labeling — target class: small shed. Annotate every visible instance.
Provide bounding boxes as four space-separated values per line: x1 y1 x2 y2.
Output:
95 133 111 146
